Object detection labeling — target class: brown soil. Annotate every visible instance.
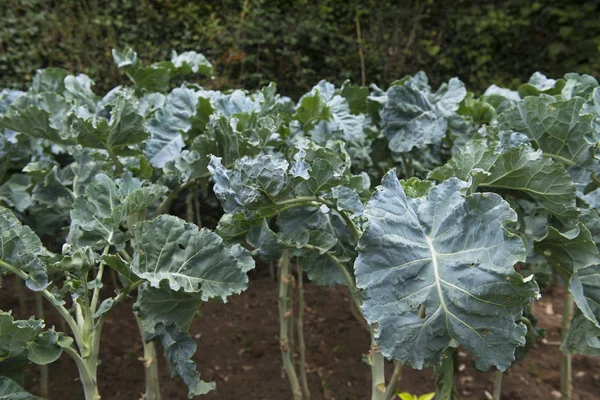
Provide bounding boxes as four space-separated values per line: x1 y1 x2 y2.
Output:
3 272 600 400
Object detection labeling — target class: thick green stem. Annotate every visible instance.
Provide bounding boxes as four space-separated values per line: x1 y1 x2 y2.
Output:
370 331 386 400
0 260 87 354
384 361 403 400
493 369 503 400
297 265 310 399
278 251 302 399
135 312 162 400
561 292 574 400
63 347 99 400
35 293 48 397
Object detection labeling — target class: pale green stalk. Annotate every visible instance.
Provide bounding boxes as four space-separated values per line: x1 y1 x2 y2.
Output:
278 250 302 399
493 370 503 400
561 292 574 400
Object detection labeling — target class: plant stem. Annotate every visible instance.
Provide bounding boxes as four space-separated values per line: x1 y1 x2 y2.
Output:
106 147 123 174
288 272 296 369
370 331 386 400
384 361 403 400
269 260 275 281
15 277 28 316
278 251 302 399
63 347 99 400
493 369 503 400
35 293 48 397
185 189 194 223
154 180 195 217
90 245 110 315
297 265 310 399
135 311 162 400
561 292 574 400
193 186 202 228
0 260 87 354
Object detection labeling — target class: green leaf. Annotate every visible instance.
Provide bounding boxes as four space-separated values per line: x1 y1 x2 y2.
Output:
517 72 565 98
68 173 165 247
569 263 600 330
535 223 598 280
292 140 352 196
0 93 68 144
561 311 600 356
68 174 124 247
0 207 47 290
103 254 139 286
497 95 599 191
73 89 148 155
64 74 97 112
0 376 43 399
355 172 538 370
168 51 213 78
209 155 289 214
216 213 252 243
135 283 202 334
147 323 215 398
31 68 68 94
433 348 459 400
429 136 578 228
0 174 32 212
246 219 282 261
341 82 369 114
381 73 466 153
145 87 198 168
132 215 253 300
31 166 73 208
0 312 62 366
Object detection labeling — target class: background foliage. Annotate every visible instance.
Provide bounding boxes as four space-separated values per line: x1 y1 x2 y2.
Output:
2 0 600 98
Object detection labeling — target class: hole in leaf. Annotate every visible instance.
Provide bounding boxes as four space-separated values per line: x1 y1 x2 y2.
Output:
417 304 427 319
178 243 186 251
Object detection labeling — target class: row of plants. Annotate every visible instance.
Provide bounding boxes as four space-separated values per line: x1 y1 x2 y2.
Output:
0 48 599 400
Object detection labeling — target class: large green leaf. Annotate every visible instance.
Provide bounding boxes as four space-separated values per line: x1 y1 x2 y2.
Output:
147 323 215 398
535 224 598 280
355 172 538 370
145 87 198 168
73 89 148 155
135 283 202 334
209 155 289 214
497 95 599 190
561 311 600 356
429 136 578 228
68 174 165 247
132 215 253 300
0 207 47 290
0 312 62 366
0 93 68 144
381 73 466 153
570 263 600 330
0 376 43 400
0 174 32 212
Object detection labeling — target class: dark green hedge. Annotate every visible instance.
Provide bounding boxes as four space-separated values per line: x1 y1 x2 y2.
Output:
2 0 600 98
